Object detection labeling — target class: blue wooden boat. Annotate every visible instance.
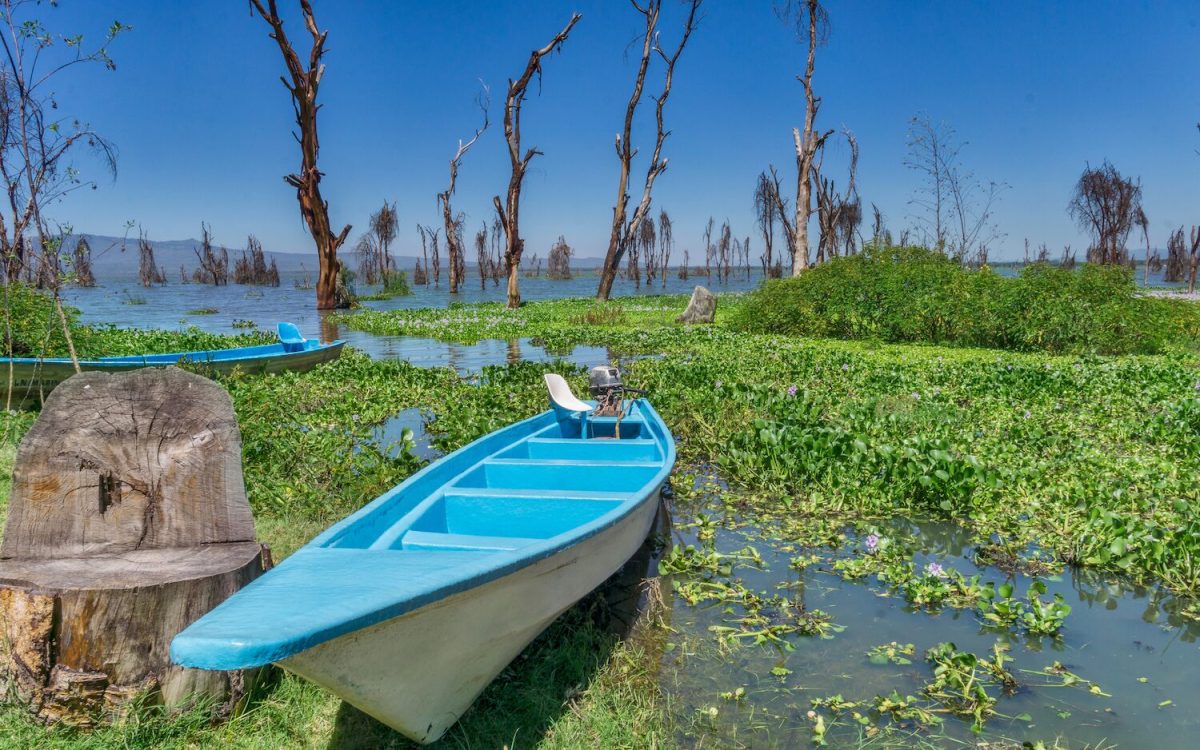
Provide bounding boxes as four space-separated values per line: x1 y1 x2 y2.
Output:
172 380 675 744
3 322 344 408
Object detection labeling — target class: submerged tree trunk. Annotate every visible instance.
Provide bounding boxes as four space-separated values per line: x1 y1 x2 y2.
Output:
494 14 581 309
596 0 700 301
788 0 831 275
250 0 351 310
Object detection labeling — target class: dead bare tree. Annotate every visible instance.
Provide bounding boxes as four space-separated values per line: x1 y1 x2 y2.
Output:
905 115 952 252
777 0 832 275
717 220 732 283
235 235 280 286
137 233 165 287
489 216 504 285
524 253 542 278
641 214 658 286
596 0 701 300
492 13 581 308
907 114 1003 263
72 236 95 287
658 208 673 287
678 248 689 279
1068 161 1143 265
702 217 714 277
249 0 352 309
813 128 859 264
548 235 573 280
625 226 640 287
1165 227 1188 283
869 203 891 248
754 172 782 277
762 165 798 273
193 225 229 285
1136 208 1154 285
1189 226 1200 294
417 225 441 288
474 223 488 290
1060 244 1076 270
439 87 489 294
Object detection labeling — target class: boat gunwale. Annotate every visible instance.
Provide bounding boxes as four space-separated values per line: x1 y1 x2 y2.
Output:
1 338 347 368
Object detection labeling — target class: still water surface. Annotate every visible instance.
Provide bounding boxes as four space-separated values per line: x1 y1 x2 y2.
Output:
664 509 1200 748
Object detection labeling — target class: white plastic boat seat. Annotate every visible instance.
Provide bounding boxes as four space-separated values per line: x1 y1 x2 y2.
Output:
543 373 590 413
277 322 307 353
544 373 594 438
523 437 661 462
399 531 540 552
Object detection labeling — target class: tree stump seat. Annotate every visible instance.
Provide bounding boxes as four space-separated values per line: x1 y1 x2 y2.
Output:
0 367 268 726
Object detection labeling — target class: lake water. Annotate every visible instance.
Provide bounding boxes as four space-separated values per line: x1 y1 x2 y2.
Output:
58 266 1200 749
62 270 759 368
663 500 1200 748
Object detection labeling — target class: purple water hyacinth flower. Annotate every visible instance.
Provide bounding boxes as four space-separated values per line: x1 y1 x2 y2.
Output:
841 363 850 372
787 384 798 397
865 534 879 553
924 562 946 578
715 380 723 389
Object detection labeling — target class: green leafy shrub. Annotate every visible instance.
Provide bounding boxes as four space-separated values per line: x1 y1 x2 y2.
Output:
358 270 411 301
0 283 78 357
731 247 1200 355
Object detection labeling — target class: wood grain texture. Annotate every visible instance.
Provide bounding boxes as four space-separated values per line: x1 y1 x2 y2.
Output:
0 367 267 726
2 367 254 558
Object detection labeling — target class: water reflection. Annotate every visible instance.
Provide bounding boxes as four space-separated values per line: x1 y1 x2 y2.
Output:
367 407 440 462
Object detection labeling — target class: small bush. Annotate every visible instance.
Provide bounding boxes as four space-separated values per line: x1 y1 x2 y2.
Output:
358 270 411 301
0 283 79 357
572 304 628 327
731 247 1200 355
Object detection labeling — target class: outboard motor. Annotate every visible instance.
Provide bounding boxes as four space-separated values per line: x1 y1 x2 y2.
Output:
588 365 645 417
588 365 624 417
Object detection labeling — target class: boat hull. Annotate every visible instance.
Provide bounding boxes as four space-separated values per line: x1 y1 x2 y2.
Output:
1 342 345 409
282 484 662 744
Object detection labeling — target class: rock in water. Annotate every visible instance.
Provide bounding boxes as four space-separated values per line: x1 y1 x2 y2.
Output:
676 285 717 324
0 367 269 727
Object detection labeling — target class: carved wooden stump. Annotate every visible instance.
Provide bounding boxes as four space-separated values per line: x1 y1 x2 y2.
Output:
0 367 269 727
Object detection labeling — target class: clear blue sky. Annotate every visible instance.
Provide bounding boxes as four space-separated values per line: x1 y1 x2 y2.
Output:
37 0 1200 261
